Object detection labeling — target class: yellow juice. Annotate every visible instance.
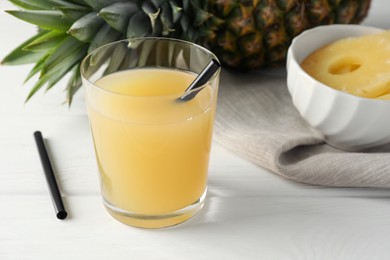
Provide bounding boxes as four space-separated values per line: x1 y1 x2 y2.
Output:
86 68 217 218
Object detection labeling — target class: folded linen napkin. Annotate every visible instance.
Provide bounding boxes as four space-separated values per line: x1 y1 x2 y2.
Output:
214 70 390 188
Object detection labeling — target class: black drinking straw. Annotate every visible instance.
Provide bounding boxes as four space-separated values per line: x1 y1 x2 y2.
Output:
33 131 68 220
178 59 221 102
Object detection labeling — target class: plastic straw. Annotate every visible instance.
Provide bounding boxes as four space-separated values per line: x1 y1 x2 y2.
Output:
33 131 67 220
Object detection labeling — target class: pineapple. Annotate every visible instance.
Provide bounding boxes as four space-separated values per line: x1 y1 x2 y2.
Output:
301 31 390 99
2 0 371 104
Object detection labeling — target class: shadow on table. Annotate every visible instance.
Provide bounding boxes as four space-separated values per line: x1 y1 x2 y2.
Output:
167 176 390 232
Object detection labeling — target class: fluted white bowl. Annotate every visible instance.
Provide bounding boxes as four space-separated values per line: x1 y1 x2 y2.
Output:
287 24 390 151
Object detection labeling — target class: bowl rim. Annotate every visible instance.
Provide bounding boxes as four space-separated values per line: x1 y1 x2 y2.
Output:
288 24 390 104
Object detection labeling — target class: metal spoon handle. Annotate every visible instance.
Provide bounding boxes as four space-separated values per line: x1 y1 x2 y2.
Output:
179 59 221 102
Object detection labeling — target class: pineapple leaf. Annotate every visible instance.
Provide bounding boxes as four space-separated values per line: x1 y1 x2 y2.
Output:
8 0 59 10
26 30 64 45
54 1 91 20
169 1 182 23
180 15 193 40
45 44 87 88
127 12 152 38
151 0 165 6
135 40 156 67
141 2 162 35
116 48 137 70
66 0 87 5
88 24 122 53
65 64 82 106
99 2 138 33
1 30 48 65
25 75 51 102
24 54 49 82
104 43 127 74
6 10 72 31
67 81 82 106
41 36 87 74
49 0 89 9
194 9 212 26
58 6 90 20
45 45 87 93
24 31 67 52
25 44 87 102
141 1 158 14
180 13 189 30
160 2 176 36
82 0 123 10
155 40 171 67
67 12 104 42
44 45 85 81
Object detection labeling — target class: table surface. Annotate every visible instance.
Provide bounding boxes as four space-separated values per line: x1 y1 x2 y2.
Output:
1 1 390 259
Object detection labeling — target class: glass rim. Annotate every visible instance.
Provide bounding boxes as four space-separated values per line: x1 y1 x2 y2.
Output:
80 37 221 99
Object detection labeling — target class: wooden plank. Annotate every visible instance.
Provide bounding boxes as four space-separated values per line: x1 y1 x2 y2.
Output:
1 195 390 259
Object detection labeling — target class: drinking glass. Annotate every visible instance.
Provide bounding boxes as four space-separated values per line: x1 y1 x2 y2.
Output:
80 38 220 228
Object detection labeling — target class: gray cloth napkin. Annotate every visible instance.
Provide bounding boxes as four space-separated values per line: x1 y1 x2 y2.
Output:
214 70 390 188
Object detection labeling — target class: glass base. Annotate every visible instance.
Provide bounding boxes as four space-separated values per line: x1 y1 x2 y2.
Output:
103 189 207 229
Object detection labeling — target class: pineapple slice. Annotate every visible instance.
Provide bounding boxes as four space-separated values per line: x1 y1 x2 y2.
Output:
301 31 390 100
377 92 390 100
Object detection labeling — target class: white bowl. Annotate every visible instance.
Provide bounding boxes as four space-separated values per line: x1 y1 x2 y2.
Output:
287 24 390 151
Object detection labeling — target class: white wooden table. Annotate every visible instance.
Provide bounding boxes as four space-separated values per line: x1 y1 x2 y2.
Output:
1 1 390 259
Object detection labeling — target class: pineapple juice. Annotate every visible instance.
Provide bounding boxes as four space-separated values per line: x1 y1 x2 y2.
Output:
86 68 217 222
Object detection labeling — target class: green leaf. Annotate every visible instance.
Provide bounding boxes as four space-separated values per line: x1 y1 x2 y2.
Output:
41 36 86 74
104 43 127 74
194 9 212 26
27 30 64 45
6 10 72 31
116 49 137 70
151 0 165 6
148 12 162 35
49 0 88 9
58 6 89 20
24 54 49 82
142 1 158 14
24 31 67 52
65 64 82 106
25 75 51 102
169 1 182 23
160 2 176 36
67 12 104 42
141 2 162 35
127 12 152 38
9 0 58 10
180 15 189 33
44 45 87 91
99 2 138 33
133 40 156 67
155 40 169 67
25 44 87 102
53 0 91 19
9 0 89 11
82 0 123 10
1 31 48 65
67 0 87 5
88 24 122 53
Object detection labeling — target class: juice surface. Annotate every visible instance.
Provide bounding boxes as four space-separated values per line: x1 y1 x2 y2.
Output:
87 68 216 214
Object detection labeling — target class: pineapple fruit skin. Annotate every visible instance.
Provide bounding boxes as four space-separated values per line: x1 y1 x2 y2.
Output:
2 0 372 103
202 0 372 69
301 31 390 99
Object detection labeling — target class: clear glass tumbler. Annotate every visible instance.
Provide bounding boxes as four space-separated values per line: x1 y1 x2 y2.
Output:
80 38 220 228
